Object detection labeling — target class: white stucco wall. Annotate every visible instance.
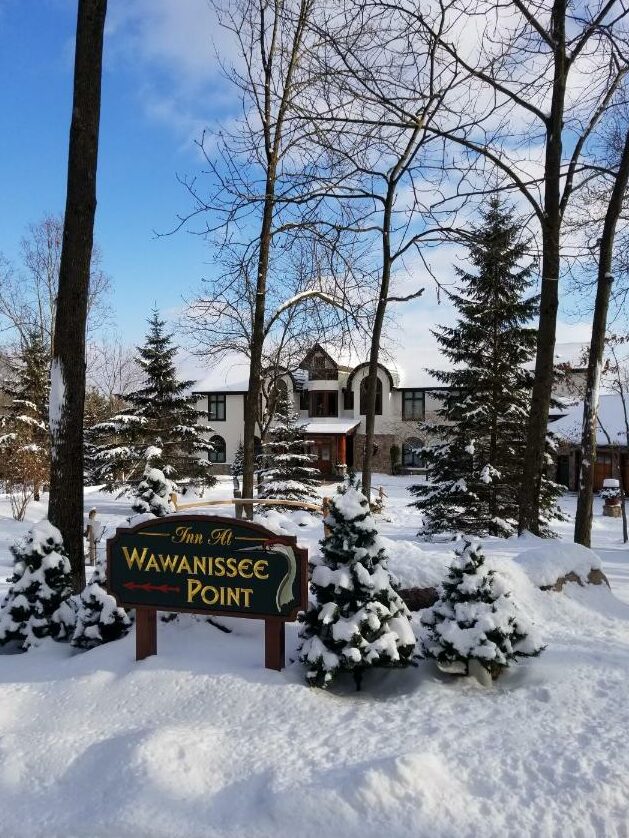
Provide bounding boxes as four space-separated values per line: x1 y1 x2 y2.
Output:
195 392 246 465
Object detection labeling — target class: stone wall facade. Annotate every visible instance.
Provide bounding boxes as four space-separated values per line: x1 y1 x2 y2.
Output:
353 434 398 473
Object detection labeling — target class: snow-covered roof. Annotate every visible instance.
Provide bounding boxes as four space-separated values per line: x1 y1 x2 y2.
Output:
550 394 628 447
295 418 361 435
553 342 588 369
193 378 249 394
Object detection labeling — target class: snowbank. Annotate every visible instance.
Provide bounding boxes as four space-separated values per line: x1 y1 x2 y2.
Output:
514 534 603 588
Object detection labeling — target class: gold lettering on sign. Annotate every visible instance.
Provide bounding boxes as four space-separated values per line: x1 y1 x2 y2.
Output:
122 546 149 570
172 526 203 545
186 578 254 609
209 528 233 546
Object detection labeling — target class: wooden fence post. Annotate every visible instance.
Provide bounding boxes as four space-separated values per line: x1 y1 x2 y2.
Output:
322 496 331 537
84 507 97 565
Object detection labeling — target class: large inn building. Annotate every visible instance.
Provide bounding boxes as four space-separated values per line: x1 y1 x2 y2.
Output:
193 342 628 492
193 343 441 477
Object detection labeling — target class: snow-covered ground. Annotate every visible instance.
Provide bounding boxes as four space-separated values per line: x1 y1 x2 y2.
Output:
0 478 628 837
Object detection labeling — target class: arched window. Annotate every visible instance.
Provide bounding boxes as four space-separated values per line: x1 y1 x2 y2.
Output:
208 435 226 463
402 437 425 468
359 377 382 415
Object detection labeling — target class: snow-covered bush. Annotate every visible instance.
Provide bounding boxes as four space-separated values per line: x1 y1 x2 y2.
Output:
132 459 177 517
72 560 131 650
299 477 415 689
419 540 544 681
0 520 73 650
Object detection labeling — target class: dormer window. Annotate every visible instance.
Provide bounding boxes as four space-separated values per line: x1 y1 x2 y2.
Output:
300 345 338 381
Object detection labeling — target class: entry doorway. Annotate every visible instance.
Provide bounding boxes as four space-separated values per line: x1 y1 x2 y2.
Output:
308 437 335 475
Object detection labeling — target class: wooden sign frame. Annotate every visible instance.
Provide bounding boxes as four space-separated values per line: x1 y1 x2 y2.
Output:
106 515 308 670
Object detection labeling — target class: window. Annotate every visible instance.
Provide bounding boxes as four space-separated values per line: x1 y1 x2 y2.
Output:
343 388 354 410
309 391 338 417
208 435 226 463
402 390 425 420
208 394 226 421
402 438 425 468
299 388 309 410
359 377 382 415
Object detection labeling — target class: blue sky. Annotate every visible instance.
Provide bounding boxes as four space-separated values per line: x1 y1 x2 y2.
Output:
0 0 593 383
0 0 225 344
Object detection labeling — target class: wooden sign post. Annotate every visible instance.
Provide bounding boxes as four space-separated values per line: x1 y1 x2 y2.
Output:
106 515 308 670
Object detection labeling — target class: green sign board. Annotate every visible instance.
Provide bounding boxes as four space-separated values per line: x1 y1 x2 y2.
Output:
107 515 308 621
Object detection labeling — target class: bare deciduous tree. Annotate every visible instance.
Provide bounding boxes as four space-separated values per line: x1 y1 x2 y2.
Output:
177 0 362 514
385 0 629 533
86 334 143 401
575 124 629 546
0 213 111 355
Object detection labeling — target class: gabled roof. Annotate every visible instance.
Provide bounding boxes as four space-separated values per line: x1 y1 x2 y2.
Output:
298 343 338 370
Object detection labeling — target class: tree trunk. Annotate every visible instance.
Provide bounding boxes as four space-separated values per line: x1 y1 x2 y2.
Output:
48 0 107 593
518 0 566 534
574 129 629 547
241 168 276 518
361 187 393 500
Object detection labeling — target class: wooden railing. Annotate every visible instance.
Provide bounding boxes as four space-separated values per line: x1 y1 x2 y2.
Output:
170 494 324 513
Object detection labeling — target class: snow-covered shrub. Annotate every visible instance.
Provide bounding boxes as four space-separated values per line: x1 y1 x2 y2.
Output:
0 520 73 650
72 561 131 650
419 540 544 681
299 476 415 689
132 461 177 517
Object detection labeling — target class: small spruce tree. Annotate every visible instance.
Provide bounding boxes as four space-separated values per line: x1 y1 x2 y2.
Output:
409 197 563 537
0 520 73 649
87 310 216 495
258 390 320 509
299 477 415 689
231 440 244 491
72 560 131 649
419 540 544 681
0 332 51 512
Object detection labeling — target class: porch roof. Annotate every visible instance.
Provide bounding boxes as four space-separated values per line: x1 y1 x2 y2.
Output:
295 418 361 435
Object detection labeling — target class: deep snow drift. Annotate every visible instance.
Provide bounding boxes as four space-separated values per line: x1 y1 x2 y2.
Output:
0 477 628 838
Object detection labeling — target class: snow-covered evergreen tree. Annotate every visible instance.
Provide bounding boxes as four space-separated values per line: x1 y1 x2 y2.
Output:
258 390 320 509
0 520 73 649
72 553 130 650
419 540 544 681
299 477 415 688
0 332 50 509
131 448 177 517
409 198 563 537
87 310 215 495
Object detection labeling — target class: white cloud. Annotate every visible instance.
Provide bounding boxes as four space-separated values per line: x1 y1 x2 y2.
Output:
106 0 239 144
